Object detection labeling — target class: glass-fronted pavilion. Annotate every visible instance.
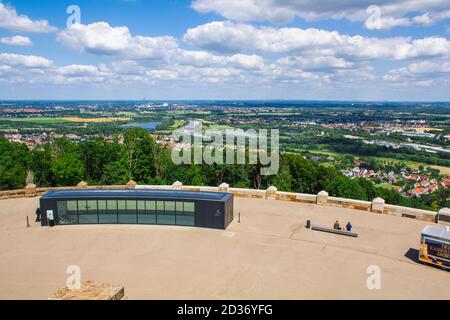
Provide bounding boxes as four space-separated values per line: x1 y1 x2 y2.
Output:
40 189 234 230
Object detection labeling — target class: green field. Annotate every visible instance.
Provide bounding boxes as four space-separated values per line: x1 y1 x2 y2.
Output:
170 120 187 129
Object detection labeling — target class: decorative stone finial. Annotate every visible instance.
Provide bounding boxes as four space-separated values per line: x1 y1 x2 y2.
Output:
172 181 183 190
77 181 88 189
25 183 37 197
219 183 229 192
438 208 450 226
372 197 385 214
317 190 329 205
266 186 278 200
126 180 137 189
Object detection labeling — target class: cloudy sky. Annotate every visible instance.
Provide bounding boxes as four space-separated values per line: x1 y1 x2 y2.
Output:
1 0 450 100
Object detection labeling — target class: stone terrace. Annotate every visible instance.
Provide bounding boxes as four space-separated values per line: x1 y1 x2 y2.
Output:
0 195 449 300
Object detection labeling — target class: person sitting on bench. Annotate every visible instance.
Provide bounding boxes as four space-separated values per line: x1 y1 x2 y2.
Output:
346 222 353 232
333 220 342 231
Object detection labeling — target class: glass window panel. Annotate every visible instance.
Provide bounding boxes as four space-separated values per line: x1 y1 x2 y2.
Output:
176 202 183 212
165 201 175 212
57 201 77 225
157 201 164 212
107 200 117 211
67 200 79 224
146 201 155 210
117 200 126 211
119 200 137 224
87 200 97 212
184 202 195 213
176 202 195 226
78 200 88 214
127 200 137 211
140 201 156 224
67 201 78 212
137 201 146 211
79 200 97 224
98 200 107 211
158 201 175 225
99 200 116 224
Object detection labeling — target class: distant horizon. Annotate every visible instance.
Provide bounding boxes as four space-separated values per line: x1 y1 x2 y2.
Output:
2 99 450 104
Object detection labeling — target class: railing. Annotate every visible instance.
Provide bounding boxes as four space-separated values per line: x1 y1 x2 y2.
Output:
2 181 449 225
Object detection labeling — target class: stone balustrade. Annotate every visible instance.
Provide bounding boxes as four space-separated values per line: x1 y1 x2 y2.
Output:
1 181 447 224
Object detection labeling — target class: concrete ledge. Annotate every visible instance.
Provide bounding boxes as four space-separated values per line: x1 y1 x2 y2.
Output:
229 188 266 199
296 193 317 204
136 185 172 190
276 191 298 202
385 204 437 222
328 197 372 212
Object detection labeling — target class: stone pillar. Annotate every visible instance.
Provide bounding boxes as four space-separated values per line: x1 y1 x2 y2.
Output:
317 190 329 205
172 181 183 190
77 181 88 189
266 186 278 200
438 208 450 226
25 183 37 197
126 180 137 189
219 182 229 193
371 197 385 214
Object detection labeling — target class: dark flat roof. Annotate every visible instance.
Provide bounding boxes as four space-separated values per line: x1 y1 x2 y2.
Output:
41 189 232 202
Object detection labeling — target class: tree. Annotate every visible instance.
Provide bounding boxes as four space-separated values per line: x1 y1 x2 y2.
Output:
123 128 156 183
326 176 367 200
272 166 293 192
51 153 85 186
0 137 29 190
30 145 53 187
101 159 129 185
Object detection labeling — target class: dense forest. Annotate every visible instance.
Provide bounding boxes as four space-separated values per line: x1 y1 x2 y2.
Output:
0 128 448 211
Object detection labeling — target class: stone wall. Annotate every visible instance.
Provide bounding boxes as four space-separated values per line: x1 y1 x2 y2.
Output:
1 181 447 225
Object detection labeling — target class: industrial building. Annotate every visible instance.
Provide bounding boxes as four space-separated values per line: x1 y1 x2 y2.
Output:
39 189 233 230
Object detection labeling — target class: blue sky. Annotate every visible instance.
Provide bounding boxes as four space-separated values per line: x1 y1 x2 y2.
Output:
1 0 450 100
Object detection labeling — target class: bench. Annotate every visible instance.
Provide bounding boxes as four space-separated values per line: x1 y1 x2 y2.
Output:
311 224 358 238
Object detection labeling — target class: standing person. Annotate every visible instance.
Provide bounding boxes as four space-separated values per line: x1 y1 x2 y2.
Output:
35 208 41 222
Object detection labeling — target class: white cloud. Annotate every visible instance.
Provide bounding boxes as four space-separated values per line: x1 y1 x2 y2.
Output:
191 0 450 29
184 21 450 61
57 22 178 59
57 21 267 75
0 2 57 33
56 64 111 77
0 53 52 68
0 35 32 46
383 59 450 87
365 15 412 30
276 56 354 71
172 50 264 70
